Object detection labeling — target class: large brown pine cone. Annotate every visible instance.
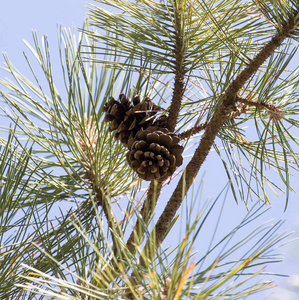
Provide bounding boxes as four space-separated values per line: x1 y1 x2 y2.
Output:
126 126 183 181
103 94 162 147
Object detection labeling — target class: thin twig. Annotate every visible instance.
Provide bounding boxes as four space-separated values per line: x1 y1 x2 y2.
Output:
94 186 122 255
178 123 208 139
237 96 283 116
126 180 163 254
178 102 249 140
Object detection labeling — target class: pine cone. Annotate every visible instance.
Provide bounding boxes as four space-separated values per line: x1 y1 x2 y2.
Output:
126 126 183 181
103 94 161 147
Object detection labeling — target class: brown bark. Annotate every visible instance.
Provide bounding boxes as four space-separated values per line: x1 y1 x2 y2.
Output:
178 123 208 139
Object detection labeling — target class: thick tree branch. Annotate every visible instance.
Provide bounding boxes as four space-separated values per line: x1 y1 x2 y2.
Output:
166 1 186 132
147 12 299 251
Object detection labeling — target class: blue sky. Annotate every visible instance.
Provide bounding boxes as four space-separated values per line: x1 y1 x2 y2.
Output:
1 1 299 299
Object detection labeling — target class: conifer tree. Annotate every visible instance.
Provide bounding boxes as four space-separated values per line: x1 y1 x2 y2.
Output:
1 0 299 298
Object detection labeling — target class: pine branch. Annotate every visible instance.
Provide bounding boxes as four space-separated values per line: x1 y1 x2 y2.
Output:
74 117 122 255
237 96 284 121
126 180 163 253
147 10 299 252
177 93 284 140
178 122 207 139
178 102 248 140
166 1 187 132
179 65 291 141
94 186 122 255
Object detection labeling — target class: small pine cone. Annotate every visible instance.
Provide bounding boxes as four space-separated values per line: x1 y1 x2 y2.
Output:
126 126 183 181
103 94 162 147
